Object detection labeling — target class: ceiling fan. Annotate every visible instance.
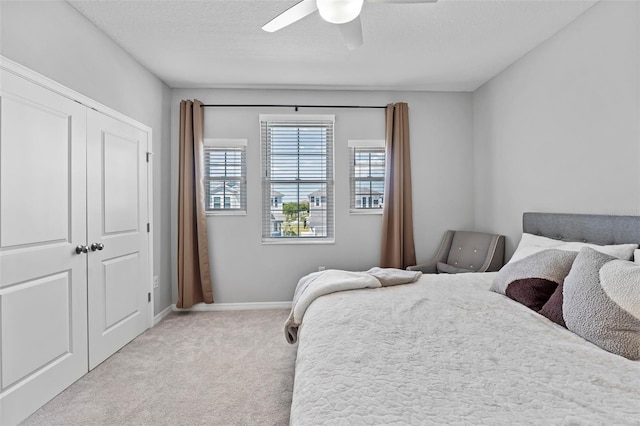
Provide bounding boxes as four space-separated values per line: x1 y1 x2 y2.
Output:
262 0 438 50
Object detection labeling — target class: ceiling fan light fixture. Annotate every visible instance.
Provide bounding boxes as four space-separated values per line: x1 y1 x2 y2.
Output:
317 0 364 24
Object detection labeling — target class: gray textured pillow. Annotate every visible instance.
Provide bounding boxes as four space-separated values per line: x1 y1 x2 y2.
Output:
436 262 473 274
563 247 640 360
490 249 577 311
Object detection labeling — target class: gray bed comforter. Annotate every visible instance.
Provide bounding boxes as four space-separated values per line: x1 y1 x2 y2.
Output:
290 272 640 425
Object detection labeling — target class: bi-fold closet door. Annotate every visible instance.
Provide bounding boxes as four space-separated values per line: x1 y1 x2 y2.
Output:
0 68 151 425
86 107 150 371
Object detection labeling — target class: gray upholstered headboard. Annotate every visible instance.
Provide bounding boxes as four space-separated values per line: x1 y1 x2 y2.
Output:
523 212 640 246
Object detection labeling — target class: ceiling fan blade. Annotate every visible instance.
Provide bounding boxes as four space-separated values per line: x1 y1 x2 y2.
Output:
338 16 363 50
262 0 319 33
367 0 437 3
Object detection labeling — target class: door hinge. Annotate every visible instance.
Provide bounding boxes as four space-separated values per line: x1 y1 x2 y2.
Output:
147 223 150 233
148 292 151 302
146 152 152 162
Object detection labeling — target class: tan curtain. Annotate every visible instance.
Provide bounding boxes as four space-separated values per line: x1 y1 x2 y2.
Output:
380 102 416 269
177 99 214 308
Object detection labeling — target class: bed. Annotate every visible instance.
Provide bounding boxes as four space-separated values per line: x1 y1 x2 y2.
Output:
289 213 640 425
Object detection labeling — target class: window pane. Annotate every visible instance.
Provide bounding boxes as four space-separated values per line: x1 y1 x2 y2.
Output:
262 118 333 240
350 145 385 210
205 146 246 212
267 182 327 238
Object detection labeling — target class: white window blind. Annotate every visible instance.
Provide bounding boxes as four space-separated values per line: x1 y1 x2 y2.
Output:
260 114 335 242
349 139 386 213
204 138 247 214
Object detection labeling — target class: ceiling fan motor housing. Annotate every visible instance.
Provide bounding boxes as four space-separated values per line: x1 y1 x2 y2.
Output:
317 0 365 24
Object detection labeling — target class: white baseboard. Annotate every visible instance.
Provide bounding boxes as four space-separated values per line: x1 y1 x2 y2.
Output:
153 305 173 325
172 301 292 312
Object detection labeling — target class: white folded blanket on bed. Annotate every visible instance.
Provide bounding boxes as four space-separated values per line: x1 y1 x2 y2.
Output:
284 268 421 343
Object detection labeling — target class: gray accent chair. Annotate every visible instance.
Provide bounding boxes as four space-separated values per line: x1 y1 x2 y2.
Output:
407 230 505 274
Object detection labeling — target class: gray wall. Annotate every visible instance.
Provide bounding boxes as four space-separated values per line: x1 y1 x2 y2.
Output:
473 0 640 259
171 89 475 303
1 0 173 315
6 0 637 307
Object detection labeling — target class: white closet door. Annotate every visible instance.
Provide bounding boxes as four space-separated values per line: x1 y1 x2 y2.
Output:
0 70 89 425
86 109 150 370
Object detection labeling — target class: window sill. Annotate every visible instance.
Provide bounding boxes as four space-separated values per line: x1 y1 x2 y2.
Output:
349 209 384 215
261 238 335 245
206 210 247 217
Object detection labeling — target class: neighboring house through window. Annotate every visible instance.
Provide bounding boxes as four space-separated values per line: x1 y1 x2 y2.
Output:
260 114 335 242
204 138 247 214
270 191 285 237
349 139 385 213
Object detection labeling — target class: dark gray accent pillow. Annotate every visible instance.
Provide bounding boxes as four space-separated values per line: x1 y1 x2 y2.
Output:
505 278 558 311
490 249 578 310
436 262 473 274
563 247 640 360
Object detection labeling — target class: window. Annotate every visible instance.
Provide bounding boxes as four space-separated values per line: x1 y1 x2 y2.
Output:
260 114 334 242
204 138 247 214
349 139 386 213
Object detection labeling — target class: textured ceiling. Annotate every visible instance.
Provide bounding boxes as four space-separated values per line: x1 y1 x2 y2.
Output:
67 0 597 91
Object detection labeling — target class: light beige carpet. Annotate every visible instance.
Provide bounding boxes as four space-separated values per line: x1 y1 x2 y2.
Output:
22 309 297 426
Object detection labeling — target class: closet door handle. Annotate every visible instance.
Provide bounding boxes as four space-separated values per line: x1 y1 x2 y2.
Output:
75 245 89 254
90 242 104 251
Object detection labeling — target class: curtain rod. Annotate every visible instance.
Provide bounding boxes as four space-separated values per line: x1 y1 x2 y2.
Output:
201 104 387 111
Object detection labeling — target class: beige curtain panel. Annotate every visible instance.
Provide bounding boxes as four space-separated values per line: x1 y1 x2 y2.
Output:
177 99 214 308
380 102 416 269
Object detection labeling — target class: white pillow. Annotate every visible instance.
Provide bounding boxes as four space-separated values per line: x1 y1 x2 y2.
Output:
509 233 638 263
635 249 640 265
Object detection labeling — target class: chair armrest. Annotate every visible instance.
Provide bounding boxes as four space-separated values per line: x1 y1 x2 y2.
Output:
477 234 505 272
407 231 454 274
406 261 437 274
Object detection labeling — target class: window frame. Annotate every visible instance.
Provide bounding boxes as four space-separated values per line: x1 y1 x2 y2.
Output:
260 114 335 244
349 139 386 215
203 138 248 216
